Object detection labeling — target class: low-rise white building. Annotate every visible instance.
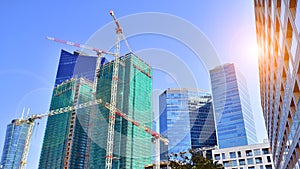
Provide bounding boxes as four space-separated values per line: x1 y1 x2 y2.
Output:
212 141 274 169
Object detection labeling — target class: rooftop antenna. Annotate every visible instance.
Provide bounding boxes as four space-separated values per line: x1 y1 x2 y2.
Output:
25 108 30 118
21 107 25 119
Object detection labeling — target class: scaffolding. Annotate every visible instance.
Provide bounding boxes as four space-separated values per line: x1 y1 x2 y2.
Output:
93 53 153 169
38 78 94 169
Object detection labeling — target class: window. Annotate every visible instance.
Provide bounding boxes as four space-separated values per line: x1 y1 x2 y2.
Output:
246 150 253 156
265 165 272 169
232 160 237 166
254 149 261 156
215 154 220 160
260 165 264 169
223 161 230 167
239 159 246 165
248 167 255 169
262 148 270 154
222 153 225 159
255 157 263 164
247 158 254 165
267 156 271 162
237 151 241 157
230 152 236 158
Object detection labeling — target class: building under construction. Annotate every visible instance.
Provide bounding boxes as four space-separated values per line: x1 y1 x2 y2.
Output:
94 53 153 168
38 50 153 168
39 77 94 169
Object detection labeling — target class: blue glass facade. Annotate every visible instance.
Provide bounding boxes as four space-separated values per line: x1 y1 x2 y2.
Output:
209 63 257 149
0 119 29 169
39 49 107 168
55 49 107 85
159 88 217 161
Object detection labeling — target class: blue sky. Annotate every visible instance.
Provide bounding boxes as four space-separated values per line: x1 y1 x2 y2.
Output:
0 1 267 168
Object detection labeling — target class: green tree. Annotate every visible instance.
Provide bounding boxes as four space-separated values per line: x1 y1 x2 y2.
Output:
169 149 224 169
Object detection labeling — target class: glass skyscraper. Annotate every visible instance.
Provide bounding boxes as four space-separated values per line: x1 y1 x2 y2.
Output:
254 0 300 168
159 88 217 161
0 119 29 169
209 63 257 149
55 49 107 85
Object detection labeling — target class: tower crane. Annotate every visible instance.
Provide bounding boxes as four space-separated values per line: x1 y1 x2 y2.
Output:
47 12 130 169
47 10 167 169
14 99 103 169
105 10 134 169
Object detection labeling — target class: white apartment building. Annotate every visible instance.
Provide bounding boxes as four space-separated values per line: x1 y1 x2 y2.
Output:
212 141 274 169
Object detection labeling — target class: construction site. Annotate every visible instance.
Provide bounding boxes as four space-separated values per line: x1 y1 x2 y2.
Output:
0 10 167 169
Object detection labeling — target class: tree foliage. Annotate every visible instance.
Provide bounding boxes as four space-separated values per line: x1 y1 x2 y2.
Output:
169 149 224 169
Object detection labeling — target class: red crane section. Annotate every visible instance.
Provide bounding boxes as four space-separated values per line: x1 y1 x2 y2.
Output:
46 36 116 56
105 102 169 145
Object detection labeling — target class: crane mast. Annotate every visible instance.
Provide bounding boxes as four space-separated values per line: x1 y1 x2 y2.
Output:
105 10 122 169
105 10 135 169
19 123 34 169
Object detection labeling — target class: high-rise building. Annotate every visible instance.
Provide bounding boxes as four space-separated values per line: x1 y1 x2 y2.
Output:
209 63 257 149
40 48 154 169
40 50 152 168
93 53 153 168
0 119 29 169
39 78 94 169
159 88 217 161
39 49 106 168
254 0 300 168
